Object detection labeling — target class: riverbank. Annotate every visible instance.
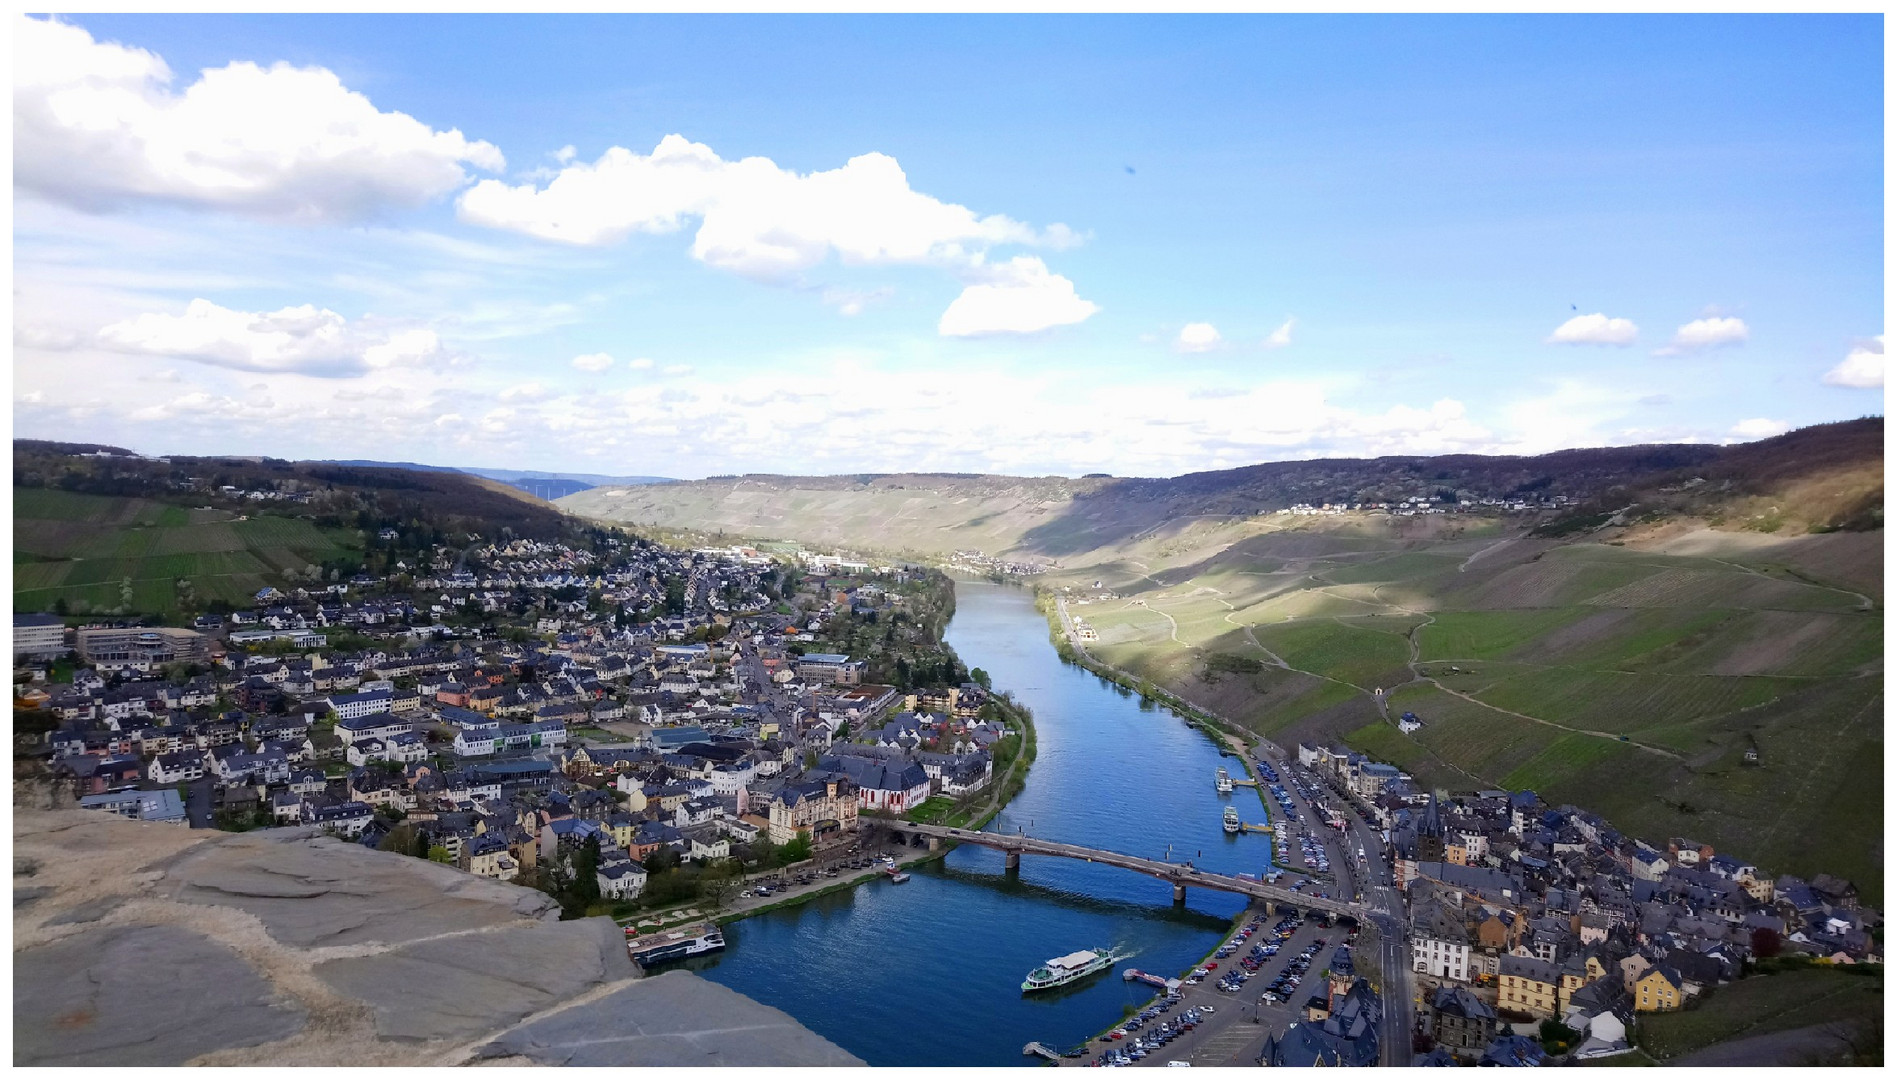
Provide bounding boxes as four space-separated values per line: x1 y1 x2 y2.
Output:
653 584 1043 931
1038 588 1262 764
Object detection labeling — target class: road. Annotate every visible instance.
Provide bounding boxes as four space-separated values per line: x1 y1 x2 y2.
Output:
1248 741 1416 1066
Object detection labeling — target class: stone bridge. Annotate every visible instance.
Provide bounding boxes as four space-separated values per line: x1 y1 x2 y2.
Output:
884 821 1366 919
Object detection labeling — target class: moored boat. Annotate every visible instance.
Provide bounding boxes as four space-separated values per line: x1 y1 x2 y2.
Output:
1223 806 1241 833
626 922 726 968
1022 946 1130 992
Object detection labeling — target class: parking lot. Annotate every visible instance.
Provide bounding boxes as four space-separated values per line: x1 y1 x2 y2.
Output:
1072 904 1356 1067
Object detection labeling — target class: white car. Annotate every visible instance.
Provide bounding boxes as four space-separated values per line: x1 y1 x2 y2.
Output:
1166 1062 1193 1068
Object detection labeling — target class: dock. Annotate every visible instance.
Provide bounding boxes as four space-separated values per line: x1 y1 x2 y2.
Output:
1023 1042 1062 1061
1123 968 1184 992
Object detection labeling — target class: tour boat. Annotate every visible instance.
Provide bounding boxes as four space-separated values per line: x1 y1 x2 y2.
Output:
1215 767 1234 794
1223 806 1241 833
1022 946 1130 993
626 923 726 968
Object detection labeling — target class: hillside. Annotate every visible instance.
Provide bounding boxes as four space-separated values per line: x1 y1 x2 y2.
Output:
12 442 578 619
562 419 1882 560
561 419 1884 898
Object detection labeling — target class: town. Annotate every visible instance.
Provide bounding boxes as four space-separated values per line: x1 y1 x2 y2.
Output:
15 531 1019 938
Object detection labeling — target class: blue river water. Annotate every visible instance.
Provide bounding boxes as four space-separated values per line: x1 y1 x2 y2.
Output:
677 580 1279 1066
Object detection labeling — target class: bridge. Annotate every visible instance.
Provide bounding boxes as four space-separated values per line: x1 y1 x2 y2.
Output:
885 821 1366 919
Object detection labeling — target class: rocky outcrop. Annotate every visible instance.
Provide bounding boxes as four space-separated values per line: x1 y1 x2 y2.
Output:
13 810 861 1067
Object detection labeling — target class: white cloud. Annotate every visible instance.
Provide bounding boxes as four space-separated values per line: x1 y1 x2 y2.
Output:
1655 316 1748 356
822 286 894 317
1263 318 1295 350
15 14 503 222
96 298 446 376
1729 417 1789 440
938 257 1100 337
662 364 696 377
499 382 548 402
1175 322 1222 353
627 357 655 371
1822 336 1883 388
458 133 1094 334
571 351 615 373
1547 312 1638 346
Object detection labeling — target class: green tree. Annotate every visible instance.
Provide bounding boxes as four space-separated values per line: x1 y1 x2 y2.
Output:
644 845 681 874
426 845 453 863
781 832 811 864
970 667 992 690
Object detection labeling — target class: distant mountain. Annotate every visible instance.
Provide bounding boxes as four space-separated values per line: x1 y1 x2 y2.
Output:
558 418 1883 559
313 460 676 501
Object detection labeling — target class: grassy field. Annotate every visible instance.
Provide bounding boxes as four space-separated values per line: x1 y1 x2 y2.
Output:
13 488 358 618
1637 966 1883 1062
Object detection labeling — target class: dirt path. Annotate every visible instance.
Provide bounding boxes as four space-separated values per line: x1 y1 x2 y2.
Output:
1458 536 1517 573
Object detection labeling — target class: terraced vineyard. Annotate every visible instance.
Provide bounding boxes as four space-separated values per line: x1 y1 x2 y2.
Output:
1068 523 1883 900
13 488 358 616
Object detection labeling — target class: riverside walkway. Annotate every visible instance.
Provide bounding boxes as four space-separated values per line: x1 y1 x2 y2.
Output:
886 821 1367 919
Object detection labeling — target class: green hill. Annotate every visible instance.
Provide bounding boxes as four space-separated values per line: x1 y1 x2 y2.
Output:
13 487 358 617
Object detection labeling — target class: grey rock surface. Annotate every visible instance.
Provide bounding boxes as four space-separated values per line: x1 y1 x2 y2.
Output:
14 810 859 1066
314 916 634 1041
480 970 866 1066
15 923 308 1065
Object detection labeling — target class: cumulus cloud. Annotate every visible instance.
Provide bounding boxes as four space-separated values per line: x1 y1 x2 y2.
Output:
15 14 503 222
1547 312 1638 346
96 298 447 376
458 133 1094 334
1729 417 1789 440
1655 316 1748 356
571 351 615 372
1175 322 1222 353
1822 336 1883 388
1263 318 1295 350
626 357 655 371
938 257 1100 337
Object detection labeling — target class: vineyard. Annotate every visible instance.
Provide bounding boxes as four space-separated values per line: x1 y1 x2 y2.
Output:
13 489 358 618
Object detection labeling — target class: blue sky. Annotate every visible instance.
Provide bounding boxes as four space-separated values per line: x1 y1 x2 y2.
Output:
13 14 1884 478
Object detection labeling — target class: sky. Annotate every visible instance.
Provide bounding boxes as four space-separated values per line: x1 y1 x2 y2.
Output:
12 13 1885 480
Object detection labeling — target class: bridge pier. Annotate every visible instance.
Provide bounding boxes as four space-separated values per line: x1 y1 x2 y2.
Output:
928 836 941 852
1005 850 1020 871
1173 882 1187 903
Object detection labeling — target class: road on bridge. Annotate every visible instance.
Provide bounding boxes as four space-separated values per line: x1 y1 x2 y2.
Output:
889 821 1368 920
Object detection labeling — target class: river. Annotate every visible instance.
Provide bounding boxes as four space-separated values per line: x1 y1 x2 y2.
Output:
676 580 1278 1066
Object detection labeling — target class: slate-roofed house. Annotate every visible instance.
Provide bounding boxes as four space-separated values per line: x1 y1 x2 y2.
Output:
1497 954 1561 1019
1426 985 1495 1058
1260 978 1380 1067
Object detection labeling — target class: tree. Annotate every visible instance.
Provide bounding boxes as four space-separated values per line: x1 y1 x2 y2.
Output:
1751 926 1783 958
970 667 992 690
781 832 811 864
573 835 603 908
426 845 453 863
700 865 742 910
644 844 681 874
